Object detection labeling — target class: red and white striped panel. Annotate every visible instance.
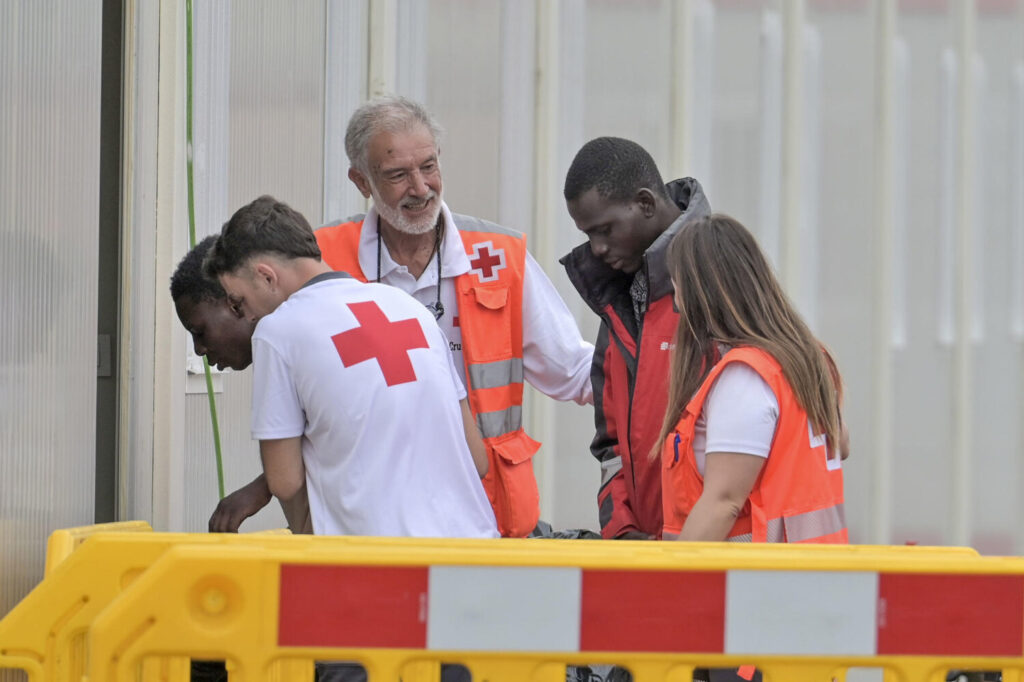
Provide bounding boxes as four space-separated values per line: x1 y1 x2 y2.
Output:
278 565 1024 657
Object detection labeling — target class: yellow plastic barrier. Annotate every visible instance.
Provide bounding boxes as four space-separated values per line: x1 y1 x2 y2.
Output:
0 525 998 682
41 534 1010 682
44 521 154 576
7 526 466 682
2 527 329 682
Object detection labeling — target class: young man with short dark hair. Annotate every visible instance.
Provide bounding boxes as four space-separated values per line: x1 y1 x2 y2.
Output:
561 137 711 540
204 195 496 539
170 236 274 533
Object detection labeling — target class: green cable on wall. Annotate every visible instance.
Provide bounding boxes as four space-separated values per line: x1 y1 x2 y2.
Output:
185 0 226 500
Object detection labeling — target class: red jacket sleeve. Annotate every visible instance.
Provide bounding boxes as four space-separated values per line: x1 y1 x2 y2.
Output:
591 322 642 538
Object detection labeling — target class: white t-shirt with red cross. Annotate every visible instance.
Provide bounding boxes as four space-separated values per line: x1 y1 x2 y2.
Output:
250 271 498 539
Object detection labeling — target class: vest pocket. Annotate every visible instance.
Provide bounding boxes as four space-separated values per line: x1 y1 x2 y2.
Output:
662 430 694 531
482 429 541 538
461 285 513 360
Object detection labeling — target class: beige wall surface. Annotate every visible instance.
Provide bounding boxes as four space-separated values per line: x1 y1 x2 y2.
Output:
0 1 102 616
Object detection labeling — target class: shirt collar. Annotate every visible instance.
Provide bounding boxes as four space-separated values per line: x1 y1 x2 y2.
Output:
357 201 470 283
300 270 351 290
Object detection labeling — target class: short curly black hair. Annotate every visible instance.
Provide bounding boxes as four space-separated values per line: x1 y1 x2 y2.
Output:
563 136 670 204
170 235 226 304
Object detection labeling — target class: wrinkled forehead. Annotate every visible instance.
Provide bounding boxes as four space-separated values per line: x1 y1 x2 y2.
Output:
368 123 439 165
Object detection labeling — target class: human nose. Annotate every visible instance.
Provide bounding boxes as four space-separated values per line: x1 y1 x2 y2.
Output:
590 238 608 258
192 337 207 356
407 169 429 196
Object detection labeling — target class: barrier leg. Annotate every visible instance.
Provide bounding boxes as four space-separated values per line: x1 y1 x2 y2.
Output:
468 659 565 682
269 658 315 682
762 663 837 682
0 655 44 682
626 660 676 681
402 660 441 682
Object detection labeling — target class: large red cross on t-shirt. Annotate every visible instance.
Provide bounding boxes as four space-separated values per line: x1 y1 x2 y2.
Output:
468 241 506 282
331 301 428 386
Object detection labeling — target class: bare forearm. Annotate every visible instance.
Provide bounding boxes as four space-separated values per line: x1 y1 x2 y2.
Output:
677 452 764 542
677 495 743 542
278 484 312 534
208 473 273 532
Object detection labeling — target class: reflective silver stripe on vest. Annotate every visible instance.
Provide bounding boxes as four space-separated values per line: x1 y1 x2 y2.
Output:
467 358 524 391
476 405 523 439
761 503 846 543
727 533 753 543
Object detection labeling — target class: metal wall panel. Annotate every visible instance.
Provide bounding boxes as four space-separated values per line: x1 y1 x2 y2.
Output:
421 0 504 223
582 1 674 174
804 3 877 544
706 1 772 234
969 7 1022 555
227 0 325 220
887 7 961 547
0 1 101 615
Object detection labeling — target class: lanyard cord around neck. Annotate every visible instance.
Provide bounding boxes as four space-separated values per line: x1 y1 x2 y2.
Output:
376 220 445 320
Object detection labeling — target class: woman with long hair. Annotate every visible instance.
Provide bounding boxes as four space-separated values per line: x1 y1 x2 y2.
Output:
657 214 848 543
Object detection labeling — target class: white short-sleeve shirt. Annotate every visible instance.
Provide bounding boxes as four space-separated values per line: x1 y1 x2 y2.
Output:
251 272 498 539
692 362 780 476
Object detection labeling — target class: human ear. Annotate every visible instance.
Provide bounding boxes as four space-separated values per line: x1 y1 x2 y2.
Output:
635 188 658 218
348 167 373 198
254 262 277 288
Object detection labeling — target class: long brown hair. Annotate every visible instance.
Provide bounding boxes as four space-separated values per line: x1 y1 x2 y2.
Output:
653 214 843 458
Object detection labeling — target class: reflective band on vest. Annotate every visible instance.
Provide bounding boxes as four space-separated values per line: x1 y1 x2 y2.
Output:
477 405 523 439
467 358 524 391
767 502 846 543
728 504 846 543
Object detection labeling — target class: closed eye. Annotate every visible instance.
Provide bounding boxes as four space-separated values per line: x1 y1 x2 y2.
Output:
227 297 244 316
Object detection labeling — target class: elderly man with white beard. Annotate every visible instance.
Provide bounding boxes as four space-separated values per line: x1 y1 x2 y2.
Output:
314 95 595 539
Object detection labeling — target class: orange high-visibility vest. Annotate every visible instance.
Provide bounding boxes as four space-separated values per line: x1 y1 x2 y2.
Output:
661 346 847 543
315 214 541 538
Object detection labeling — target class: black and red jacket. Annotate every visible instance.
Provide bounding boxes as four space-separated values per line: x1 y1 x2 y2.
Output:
560 178 711 538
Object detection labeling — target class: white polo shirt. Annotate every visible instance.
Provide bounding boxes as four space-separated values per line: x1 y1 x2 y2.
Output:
250 272 498 539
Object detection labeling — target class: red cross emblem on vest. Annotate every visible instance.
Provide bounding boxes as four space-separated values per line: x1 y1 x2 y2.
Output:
331 301 428 386
468 241 506 283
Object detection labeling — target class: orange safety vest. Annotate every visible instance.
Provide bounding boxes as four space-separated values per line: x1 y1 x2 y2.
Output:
661 346 847 543
315 214 541 538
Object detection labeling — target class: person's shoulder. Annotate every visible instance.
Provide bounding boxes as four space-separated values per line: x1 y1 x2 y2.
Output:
719 346 783 381
450 212 524 240
315 213 366 232
251 307 291 344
